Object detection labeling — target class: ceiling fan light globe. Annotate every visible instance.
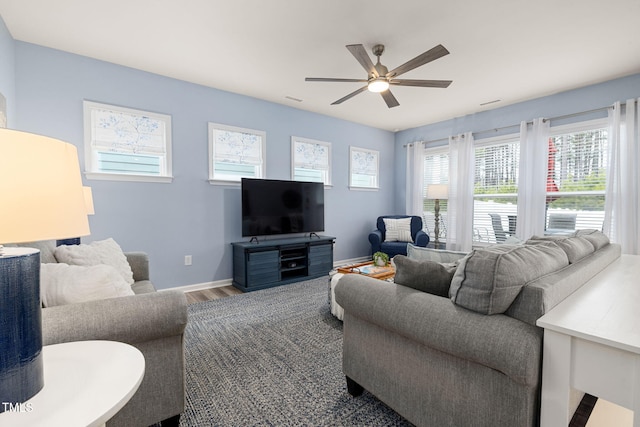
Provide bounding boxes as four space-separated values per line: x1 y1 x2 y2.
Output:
368 78 390 93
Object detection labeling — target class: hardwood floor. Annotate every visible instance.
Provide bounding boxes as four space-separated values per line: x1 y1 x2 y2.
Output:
184 285 242 304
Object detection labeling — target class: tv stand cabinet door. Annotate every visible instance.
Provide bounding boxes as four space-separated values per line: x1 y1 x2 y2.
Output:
308 242 333 276
240 249 280 289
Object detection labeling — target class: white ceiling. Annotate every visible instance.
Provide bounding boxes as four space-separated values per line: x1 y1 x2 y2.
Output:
1 0 639 131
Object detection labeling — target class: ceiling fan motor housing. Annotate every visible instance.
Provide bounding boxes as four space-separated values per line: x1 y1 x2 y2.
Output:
372 44 385 57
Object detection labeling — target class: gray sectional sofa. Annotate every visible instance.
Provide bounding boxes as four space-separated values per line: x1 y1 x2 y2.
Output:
335 230 621 427
20 240 188 427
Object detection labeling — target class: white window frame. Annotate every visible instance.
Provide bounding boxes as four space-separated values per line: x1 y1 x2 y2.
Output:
208 122 266 185
83 101 173 183
349 146 379 190
547 118 608 140
291 136 332 186
423 146 449 190
472 133 520 244
545 117 608 231
422 146 450 240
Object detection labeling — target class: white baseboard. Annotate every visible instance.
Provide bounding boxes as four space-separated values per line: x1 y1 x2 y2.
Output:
161 278 233 293
163 257 371 293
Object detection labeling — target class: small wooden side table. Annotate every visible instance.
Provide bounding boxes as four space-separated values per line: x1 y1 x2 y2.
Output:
0 340 145 427
336 261 395 281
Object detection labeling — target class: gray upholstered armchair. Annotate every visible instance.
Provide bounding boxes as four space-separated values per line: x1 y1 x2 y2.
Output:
18 240 187 427
368 215 430 257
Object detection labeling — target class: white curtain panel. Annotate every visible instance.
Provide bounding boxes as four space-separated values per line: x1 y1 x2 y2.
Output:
447 132 474 252
405 142 425 216
604 99 640 254
516 118 549 240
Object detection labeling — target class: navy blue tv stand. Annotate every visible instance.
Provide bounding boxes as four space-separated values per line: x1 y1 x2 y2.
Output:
231 236 335 292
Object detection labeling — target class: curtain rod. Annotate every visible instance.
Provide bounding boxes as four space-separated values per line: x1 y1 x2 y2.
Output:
404 105 613 148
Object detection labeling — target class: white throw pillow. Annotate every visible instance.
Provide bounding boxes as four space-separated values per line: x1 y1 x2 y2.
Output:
54 238 134 285
40 263 134 307
383 217 413 242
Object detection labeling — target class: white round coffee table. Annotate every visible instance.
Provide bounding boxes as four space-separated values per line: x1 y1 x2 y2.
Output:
0 340 145 427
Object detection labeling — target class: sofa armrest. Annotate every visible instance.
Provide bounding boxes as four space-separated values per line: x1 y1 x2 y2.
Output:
42 291 188 346
125 252 150 282
335 275 542 386
414 230 430 247
368 230 383 254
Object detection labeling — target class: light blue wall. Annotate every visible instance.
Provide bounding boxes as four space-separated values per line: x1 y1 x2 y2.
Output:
14 41 395 289
394 73 640 211
0 16 15 125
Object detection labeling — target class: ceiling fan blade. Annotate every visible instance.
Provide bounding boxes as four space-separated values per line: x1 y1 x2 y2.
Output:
381 90 400 108
305 77 368 83
346 44 378 77
331 86 368 105
390 79 452 88
387 44 450 78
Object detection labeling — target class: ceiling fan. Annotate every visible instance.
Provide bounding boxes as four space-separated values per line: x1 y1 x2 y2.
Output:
306 43 452 108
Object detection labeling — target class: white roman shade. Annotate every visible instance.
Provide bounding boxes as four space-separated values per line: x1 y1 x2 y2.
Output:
213 128 263 165
294 140 329 170
90 107 167 154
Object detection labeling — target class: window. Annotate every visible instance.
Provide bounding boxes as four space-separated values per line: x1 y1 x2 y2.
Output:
349 146 379 190
546 119 608 231
473 135 520 244
291 136 331 185
208 123 266 183
84 101 172 183
422 148 449 239
417 118 609 246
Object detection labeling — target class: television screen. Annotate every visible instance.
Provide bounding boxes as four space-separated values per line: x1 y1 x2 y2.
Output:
241 178 325 237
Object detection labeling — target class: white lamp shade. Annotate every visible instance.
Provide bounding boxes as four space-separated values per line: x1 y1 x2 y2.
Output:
427 184 449 200
0 129 90 244
83 186 95 215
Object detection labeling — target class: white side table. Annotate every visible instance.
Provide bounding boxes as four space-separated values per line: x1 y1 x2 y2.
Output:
537 254 640 427
0 340 145 427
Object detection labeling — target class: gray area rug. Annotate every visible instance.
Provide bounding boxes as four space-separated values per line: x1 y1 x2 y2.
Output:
179 277 412 426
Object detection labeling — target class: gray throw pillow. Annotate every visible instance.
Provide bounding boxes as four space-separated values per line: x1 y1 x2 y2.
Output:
449 242 569 315
393 255 457 297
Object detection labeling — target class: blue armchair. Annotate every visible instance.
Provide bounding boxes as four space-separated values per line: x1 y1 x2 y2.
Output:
369 215 430 258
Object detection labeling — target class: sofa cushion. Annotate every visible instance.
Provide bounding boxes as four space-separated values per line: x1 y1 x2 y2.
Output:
41 263 134 307
526 235 594 264
449 242 569 315
383 217 413 242
393 255 456 297
574 229 610 250
406 243 467 263
54 238 134 285
506 243 621 325
379 242 411 258
131 280 156 295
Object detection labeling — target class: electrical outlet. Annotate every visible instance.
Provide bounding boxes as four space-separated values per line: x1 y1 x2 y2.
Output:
184 255 192 266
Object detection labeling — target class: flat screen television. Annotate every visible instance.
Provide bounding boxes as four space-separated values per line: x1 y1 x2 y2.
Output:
241 178 325 237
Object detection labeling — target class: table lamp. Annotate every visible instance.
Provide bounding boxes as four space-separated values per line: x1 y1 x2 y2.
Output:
56 186 95 246
0 128 90 411
426 184 448 249
83 187 95 216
